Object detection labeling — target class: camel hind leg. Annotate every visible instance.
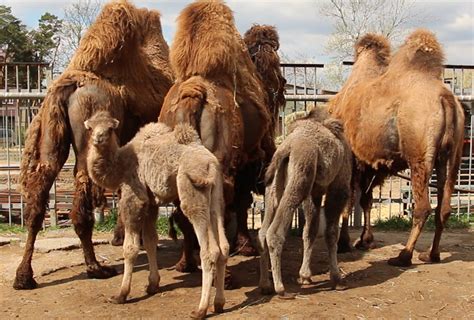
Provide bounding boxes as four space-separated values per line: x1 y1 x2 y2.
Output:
14 115 70 290
419 146 462 263
388 161 433 267
298 196 321 285
324 186 349 289
142 201 160 295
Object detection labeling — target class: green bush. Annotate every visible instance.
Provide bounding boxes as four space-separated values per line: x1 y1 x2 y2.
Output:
0 223 26 234
373 214 471 231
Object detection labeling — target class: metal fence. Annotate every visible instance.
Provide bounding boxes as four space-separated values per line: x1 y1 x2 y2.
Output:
0 62 473 228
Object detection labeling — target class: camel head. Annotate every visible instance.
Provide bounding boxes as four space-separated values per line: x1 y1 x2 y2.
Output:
84 111 120 148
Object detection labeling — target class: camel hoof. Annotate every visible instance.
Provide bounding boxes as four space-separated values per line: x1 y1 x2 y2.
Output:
213 302 224 314
175 261 198 273
418 252 441 263
387 256 412 267
354 239 376 251
108 295 126 304
337 241 352 253
190 309 207 319
297 277 312 285
13 274 38 290
111 236 124 246
277 292 296 300
146 283 160 295
87 264 117 279
331 278 348 291
260 285 275 295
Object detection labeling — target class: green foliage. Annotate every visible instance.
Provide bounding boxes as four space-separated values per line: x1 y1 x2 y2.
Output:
94 208 118 232
373 214 471 231
30 13 62 62
0 223 26 234
0 5 33 62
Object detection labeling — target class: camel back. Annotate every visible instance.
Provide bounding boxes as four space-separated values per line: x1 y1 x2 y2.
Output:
388 29 445 78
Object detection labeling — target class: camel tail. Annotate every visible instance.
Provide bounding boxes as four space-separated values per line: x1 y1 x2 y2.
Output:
323 118 345 141
19 78 75 196
440 90 464 162
186 160 219 189
265 144 291 186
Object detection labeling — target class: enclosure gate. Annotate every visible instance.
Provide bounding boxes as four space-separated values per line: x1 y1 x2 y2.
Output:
1 62 473 228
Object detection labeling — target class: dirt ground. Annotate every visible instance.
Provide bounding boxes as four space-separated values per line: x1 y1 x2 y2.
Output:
0 228 473 319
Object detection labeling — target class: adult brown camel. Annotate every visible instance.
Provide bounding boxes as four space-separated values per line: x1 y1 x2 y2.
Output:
159 1 284 274
330 29 465 267
328 33 393 252
13 0 173 289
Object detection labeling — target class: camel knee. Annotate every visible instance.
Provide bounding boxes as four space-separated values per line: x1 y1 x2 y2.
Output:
266 232 285 254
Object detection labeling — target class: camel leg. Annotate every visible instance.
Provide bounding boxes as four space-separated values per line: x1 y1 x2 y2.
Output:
14 114 70 289
298 196 321 285
188 215 220 320
354 186 376 250
419 151 460 263
109 187 148 304
142 203 160 295
173 206 199 273
233 186 258 256
212 182 229 314
13 164 64 289
71 169 116 279
337 189 354 253
325 188 349 289
388 162 432 267
258 184 278 294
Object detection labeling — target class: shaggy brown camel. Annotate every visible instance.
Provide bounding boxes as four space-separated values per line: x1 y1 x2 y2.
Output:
259 107 351 297
85 111 228 319
328 33 392 252
330 29 465 266
13 0 173 289
159 1 284 275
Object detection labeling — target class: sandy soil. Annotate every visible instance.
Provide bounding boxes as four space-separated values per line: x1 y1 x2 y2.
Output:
0 229 473 319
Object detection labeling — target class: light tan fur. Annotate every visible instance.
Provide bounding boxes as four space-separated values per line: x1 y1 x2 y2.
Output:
85 111 229 319
330 29 464 266
259 108 352 297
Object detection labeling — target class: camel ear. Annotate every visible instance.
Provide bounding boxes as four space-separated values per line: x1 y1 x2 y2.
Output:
112 119 120 129
84 120 92 130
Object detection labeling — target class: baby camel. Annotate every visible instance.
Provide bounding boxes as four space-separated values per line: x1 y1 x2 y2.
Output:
85 111 229 319
259 108 352 298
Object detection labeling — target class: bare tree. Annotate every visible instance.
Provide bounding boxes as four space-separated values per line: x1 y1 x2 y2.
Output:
321 0 422 61
56 0 102 72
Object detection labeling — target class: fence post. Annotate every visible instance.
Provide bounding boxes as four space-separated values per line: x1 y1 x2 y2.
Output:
49 182 57 227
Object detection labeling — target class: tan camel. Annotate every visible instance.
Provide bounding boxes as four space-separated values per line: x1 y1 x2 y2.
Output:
13 0 173 290
328 33 393 252
158 1 280 275
259 107 352 298
330 29 465 266
85 111 228 319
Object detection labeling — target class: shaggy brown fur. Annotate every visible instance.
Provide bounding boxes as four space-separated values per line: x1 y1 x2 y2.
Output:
330 29 464 266
259 107 351 297
14 0 173 290
159 0 284 274
328 33 392 252
85 112 228 319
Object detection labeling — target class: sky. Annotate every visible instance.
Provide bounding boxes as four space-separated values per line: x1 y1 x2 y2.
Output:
3 0 474 65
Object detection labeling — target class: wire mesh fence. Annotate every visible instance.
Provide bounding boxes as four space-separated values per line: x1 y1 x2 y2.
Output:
0 62 473 229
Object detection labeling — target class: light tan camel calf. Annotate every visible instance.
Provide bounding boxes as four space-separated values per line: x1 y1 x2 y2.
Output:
85 111 229 319
259 108 352 298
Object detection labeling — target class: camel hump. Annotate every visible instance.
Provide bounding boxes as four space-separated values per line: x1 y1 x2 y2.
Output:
171 0 241 79
402 29 445 73
355 33 390 54
69 0 141 71
244 24 280 50
174 123 200 145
